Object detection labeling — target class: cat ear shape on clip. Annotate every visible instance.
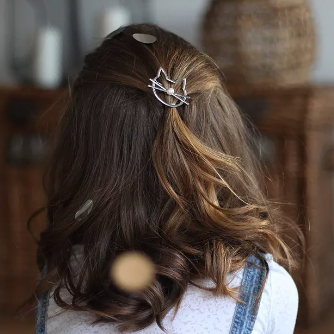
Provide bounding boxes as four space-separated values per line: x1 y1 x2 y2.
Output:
148 67 190 108
156 68 187 95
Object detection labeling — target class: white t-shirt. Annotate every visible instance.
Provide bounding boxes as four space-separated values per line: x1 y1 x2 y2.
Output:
47 250 298 334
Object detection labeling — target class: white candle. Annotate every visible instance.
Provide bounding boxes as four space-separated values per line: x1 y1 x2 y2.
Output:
33 26 63 89
99 6 131 38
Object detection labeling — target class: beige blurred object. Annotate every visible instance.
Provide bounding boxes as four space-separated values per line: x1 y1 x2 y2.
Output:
202 0 316 88
110 252 155 292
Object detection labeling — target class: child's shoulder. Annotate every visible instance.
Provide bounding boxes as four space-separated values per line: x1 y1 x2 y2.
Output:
264 254 298 299
256 254 299 333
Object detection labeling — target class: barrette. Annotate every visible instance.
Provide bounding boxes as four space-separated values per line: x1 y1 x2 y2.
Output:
75 199 93 222
148 67 190 108
133 33 157 44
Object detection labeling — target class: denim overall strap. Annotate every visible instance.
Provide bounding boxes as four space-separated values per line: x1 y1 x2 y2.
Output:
36 266 50 334
229 254 267 334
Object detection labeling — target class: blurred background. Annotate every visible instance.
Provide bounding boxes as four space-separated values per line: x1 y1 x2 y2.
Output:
0 0 333 333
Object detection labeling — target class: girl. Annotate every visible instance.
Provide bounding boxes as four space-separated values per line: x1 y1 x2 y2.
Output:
35 24 302 334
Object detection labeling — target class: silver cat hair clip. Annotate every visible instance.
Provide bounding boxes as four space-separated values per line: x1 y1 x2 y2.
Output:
148 68 190 108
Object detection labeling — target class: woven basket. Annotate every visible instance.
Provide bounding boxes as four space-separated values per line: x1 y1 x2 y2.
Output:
202 0 316 88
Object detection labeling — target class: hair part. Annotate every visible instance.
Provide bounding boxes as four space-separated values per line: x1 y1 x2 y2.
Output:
34 24 303 332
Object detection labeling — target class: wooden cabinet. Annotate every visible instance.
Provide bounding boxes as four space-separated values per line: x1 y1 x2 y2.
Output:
0 87 65 313
229 85 334 327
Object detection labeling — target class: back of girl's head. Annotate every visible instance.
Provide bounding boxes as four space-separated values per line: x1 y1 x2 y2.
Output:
39 24 300 332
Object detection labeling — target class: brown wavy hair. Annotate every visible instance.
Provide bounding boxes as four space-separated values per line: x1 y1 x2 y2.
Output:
35 24 302 332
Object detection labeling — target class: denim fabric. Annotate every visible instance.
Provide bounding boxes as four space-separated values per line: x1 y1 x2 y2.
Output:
229 254 267 334
36 267 50 334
